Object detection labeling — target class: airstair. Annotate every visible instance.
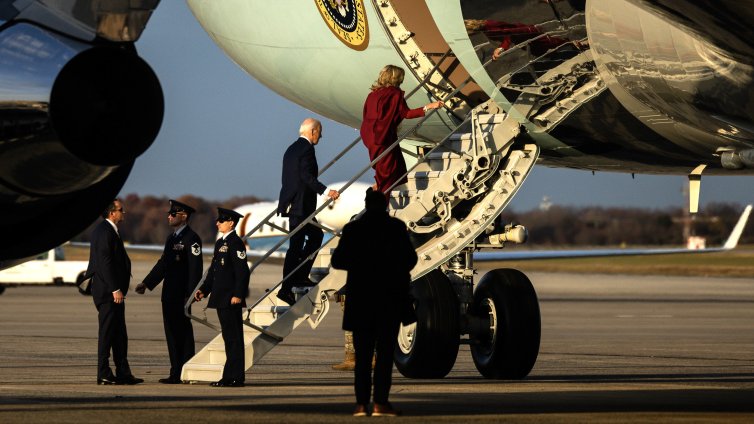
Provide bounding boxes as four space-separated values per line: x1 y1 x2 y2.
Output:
181 7 601 382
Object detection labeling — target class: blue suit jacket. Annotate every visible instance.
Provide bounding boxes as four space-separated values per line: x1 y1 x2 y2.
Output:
277 137 327 217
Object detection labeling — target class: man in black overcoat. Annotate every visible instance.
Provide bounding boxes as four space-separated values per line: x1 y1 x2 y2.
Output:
136 200 203 384
86 199 143 385
331 188 417 416
276 118 339 305
194 207 250 387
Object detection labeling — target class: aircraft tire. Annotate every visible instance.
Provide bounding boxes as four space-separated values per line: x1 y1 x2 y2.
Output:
0 285 5 295
470 268 540 379
394 269 460 378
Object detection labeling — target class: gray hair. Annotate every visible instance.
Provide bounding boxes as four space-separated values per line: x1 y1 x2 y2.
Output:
299 118 321 135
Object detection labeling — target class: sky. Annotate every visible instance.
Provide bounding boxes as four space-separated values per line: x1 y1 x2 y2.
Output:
122 1 754 212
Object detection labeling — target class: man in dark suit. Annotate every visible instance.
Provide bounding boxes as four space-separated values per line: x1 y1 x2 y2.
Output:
277 118 339 305
194 207 250 387
331 188 417 417
86 199 143 385
136 200 203 384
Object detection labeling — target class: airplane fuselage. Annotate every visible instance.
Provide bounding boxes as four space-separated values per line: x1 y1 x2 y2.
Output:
187 0 754 176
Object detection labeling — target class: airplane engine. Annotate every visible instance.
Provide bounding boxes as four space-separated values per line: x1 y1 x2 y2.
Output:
0 22 164 266
586 0 754 155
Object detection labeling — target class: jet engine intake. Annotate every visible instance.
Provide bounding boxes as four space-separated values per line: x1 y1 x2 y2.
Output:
0 22 164 264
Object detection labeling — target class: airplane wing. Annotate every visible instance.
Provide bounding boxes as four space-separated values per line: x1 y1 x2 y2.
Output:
474 205 752 262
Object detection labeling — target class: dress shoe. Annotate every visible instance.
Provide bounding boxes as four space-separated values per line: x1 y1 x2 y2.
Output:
210 379 244 387
158 377 182 384
117 375 144 385
352 404 369 417
276 291 295 305
97 376 120 385
372 402 401 417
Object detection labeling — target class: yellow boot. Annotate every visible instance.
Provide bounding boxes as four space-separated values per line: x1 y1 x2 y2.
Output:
332 351 356 371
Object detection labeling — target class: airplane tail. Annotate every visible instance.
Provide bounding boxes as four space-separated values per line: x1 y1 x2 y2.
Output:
722 204 752 250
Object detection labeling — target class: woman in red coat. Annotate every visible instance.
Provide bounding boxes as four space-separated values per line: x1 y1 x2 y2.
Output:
360 65 443 195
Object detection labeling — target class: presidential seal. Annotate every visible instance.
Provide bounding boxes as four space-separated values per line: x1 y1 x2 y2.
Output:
314 0 369 51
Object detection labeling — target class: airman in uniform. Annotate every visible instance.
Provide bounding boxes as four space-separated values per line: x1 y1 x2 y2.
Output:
194 207 250 387
136 200 203 384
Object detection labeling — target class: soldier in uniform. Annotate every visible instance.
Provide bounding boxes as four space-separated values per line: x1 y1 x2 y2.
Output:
194 207 250 387
136 200 203 384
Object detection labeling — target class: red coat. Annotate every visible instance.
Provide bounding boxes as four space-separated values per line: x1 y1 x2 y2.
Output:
482 20 568 56
360 86 424 194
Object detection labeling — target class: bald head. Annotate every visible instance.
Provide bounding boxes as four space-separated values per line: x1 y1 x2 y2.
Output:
299 118 323 145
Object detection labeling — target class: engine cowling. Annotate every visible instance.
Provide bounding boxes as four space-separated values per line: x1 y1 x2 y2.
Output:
0 22 164 265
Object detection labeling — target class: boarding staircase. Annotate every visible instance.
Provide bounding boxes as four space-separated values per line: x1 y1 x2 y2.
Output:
181 16 601 382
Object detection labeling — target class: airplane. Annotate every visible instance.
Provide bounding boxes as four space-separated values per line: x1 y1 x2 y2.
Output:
3 1 754 382
232 181 371 255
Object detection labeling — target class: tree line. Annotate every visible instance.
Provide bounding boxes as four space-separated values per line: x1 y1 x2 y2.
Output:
73 194 262 246
74 195 753 248
500 202 752 246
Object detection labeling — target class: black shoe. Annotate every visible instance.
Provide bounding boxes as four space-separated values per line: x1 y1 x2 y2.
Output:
97 376 120 385
210 379 244 387
159 377 182 384
117 375 144 385
276 291 295 305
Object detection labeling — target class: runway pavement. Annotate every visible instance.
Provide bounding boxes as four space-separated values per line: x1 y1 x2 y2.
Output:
0 261 752 423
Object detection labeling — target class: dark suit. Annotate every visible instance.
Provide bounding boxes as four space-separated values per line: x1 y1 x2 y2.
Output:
277 137 327 291
331 209 417 405
86 219 133 380
199 231 250 382
142 226 202 380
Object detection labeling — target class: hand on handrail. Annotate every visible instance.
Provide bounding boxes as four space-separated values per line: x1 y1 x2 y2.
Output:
327 189 340 200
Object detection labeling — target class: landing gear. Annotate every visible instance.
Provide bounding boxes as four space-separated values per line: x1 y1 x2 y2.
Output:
0 285 5 295
469 268 540 379
394 269 460 378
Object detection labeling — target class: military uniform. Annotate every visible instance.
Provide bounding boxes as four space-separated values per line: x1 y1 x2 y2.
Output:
199 208 250 386
142 200 203 383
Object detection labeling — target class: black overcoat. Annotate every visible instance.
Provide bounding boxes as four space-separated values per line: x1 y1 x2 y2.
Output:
331 210 417 331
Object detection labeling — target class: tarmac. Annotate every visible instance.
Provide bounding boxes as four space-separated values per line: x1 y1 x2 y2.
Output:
0 260 753 423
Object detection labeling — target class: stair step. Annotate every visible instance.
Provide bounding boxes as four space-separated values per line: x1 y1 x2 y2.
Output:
249 305 290 327
406 170 442 191
389 189 419 209
182 363 224 382
423 151 465 171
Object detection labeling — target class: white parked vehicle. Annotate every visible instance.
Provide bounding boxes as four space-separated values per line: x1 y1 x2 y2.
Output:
0 247 89 295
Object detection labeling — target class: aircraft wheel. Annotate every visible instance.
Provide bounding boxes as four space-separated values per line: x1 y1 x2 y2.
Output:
394 269 460 378
76 274 91 296
470 268 540 379
0 285 5 295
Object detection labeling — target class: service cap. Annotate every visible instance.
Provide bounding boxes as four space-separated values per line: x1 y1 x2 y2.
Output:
216 207 243 223
169 199 196 215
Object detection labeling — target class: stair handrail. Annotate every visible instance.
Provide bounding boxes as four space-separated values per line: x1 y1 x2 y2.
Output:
184 50 466 329
188 28 591 331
